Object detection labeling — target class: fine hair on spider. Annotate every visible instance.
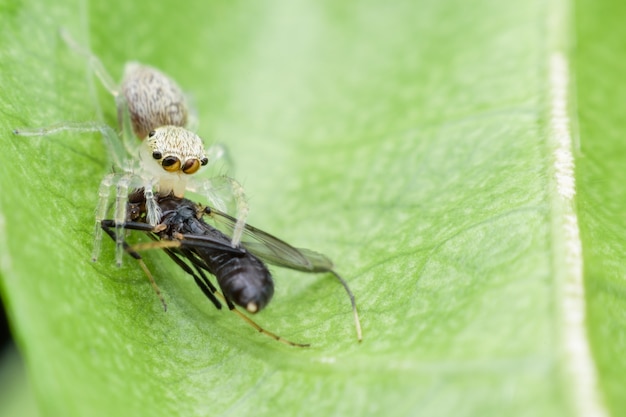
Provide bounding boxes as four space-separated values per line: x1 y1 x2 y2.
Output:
12 28 250 267
100 189 362 345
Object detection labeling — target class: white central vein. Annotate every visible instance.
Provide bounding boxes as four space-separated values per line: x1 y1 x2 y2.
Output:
549 52 606 417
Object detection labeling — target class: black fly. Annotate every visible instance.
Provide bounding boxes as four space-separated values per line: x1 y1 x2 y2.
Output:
101 189 362 346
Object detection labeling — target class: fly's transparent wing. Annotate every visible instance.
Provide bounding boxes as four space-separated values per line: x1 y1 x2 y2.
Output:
243 242 334 272
203 207 334 272
174 232 247 255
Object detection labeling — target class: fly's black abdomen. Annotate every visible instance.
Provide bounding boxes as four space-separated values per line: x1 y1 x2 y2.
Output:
201 249 274 313
154 194 276 314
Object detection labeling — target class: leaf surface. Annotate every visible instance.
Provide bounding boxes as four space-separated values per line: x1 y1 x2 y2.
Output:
0 0 618 416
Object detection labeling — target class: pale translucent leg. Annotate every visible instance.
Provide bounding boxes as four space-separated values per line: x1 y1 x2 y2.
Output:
93 172 158 265
13 122 129 172
12 116 142 266
59 28 119 96
205 143 226 164
94 172 133 266
60 28 141 158
117 96 140 156
186 93 199 133
92 173 115 262
114 173 132 266
225 177 249 247
204 142 236 177
189 175 249 247
13 121 145 266
143 183 162 226
14 31 135 167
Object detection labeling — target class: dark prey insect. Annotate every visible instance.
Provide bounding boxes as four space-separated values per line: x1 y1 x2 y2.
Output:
101 190 362 346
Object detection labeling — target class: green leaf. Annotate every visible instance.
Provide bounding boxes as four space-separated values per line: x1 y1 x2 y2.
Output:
0 0 622 416
575 0 626 414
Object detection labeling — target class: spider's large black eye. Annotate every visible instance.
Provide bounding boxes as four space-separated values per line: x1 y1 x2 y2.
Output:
162 156 178 167
152 151 162 160
161 156 181 172
148 130 156 137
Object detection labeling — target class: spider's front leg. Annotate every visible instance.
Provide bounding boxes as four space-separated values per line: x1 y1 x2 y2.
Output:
93 171 153 266
113 173 133 266
188 175 249 247
92 173 115 262
143 186 162 227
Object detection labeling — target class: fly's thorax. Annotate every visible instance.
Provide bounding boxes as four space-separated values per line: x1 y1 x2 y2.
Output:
120 62 189 139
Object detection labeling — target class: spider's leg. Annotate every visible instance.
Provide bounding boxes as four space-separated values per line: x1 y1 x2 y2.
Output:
143 180 162 226
92 173 116 261
189 175 249 247
60 28 119 96
114 174 133 266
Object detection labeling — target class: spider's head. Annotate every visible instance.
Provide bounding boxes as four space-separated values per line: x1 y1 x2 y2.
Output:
143 126 209 176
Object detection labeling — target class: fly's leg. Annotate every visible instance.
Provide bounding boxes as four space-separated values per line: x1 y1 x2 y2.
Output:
219 292 309 348
100 220 167 311
126 239 309 347
184 253 309 348
163 249 222 310
178 249 307 347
